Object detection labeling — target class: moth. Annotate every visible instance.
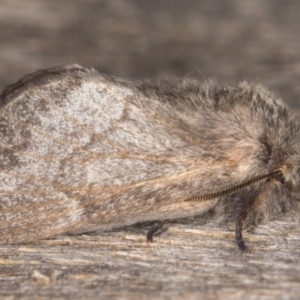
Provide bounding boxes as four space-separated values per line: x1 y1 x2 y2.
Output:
0 64 299 251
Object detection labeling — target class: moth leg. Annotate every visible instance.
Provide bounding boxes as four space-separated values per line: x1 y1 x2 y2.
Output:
147 220 167 242
235 210 249 251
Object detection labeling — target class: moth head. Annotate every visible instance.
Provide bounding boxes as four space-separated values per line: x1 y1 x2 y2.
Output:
280 163 300 194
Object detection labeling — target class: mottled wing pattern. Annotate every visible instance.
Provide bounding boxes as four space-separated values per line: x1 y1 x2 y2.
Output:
0 66 214 243
0 65 282 244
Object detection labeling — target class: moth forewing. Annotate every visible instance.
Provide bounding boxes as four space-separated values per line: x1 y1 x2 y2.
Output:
0 64 299 250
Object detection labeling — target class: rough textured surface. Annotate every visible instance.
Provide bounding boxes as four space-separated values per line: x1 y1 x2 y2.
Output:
0 1 300 299
1 217 300 299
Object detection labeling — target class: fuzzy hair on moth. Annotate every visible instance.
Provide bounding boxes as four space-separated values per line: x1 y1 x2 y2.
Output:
0 64 299 251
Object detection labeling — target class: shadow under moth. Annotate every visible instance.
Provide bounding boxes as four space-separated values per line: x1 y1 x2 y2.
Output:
0 64 299 251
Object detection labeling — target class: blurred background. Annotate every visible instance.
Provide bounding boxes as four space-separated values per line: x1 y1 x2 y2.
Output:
1 0 300 111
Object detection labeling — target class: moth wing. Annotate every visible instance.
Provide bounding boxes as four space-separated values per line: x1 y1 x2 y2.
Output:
0 65 261 243
0 65 197 243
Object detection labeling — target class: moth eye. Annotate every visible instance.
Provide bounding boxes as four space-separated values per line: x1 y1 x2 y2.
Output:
275 173 285 184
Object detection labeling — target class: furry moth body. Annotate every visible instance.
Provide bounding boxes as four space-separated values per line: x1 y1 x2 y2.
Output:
0 64 299 250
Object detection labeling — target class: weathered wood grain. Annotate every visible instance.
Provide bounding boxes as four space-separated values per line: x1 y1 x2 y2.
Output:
0 215 300 299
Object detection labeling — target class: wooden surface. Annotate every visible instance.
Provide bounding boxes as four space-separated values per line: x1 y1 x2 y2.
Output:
1 1 300 299
1 216 300 300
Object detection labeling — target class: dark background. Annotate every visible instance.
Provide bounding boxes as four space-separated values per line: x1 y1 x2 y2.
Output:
1 0 300 113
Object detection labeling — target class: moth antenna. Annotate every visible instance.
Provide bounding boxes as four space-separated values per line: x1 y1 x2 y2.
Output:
186 170 283 202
